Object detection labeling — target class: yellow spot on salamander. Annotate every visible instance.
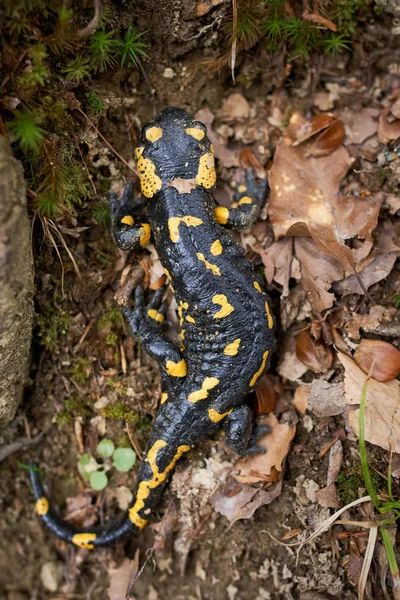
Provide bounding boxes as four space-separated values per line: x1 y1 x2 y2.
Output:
180 301 189 310
148 309 164 323
212 294 234 319
139 223 151 246
254 281 263 293
238 196 253 205
188 376 219 403
186 127 205 140
238 185 247 193
168 216 203 243
250 350 270 387
135 146 144 160
186 315 195 324
195 152 216 189
35 497 49 516
214 207 229 225
210 240 223 256
265 301 274 329
196 253 221 276
72 533 97 550
145 126 163 142
121 215 134 226
166 359 187 377
223 338 241 356
136 154 162 198
129 440 191 528
164 268 172 280
208 408 233 423
160 392 168 405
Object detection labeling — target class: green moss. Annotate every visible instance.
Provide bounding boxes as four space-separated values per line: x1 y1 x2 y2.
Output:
100 401 139 423
70 357 91 386
64 394 92 417
36 308 72 351
337 465 383 505
137 415 153 432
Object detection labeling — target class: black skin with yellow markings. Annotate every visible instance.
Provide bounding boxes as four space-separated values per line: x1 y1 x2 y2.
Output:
30 107 275 548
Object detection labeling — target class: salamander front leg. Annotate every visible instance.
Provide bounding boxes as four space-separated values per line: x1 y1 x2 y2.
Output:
214 169 269 230
123 286 187 379
110 181 151 251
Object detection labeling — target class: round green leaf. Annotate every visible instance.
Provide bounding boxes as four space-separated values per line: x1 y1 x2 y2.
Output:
113 447 136 472
97 438 115 458
90 470 108 491
78 454 99 481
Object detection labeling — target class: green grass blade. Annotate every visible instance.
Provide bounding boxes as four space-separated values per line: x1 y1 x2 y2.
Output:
381 527 400 598
359 380 380 508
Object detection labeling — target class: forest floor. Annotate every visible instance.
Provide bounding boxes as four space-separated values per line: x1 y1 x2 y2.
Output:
0 1 400 599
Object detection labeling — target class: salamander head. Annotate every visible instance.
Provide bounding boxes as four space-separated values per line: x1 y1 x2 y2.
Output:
135 107 216 199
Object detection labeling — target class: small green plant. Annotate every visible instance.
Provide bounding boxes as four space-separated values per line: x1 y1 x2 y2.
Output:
119 27 148 67
100 401 139 423
89 29 119 71
393 294 400 309
62 54 91 80
78 439 136 491
321 33 351 54
9 112 45 152
85 90 105 113
36 307 72 350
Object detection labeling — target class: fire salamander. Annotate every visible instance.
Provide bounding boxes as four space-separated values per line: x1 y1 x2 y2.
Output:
30 107 276 549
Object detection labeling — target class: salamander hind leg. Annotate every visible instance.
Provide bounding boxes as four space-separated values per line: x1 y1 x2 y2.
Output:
223 405 269 456
215 168 269 230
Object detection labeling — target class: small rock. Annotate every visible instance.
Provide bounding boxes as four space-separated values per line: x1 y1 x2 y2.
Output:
40 561 63 592
221 93 250 120
163 68 176 79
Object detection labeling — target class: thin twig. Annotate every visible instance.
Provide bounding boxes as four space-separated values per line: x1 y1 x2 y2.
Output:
230 0 238 84
0 428 50 463
73 132 97 194
77 0 102 38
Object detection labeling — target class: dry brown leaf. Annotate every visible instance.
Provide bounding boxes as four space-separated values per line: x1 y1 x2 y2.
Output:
292 113 336 145
293 385 310 414
338 352 400 453
327 440 343 485
220 93 250 120
307 119 346 157
262 238 295 297
302 10 337 30
345 305 398 339
169 177 196 194
211 478 283 524
307 380 347 417
333 221 400 295
339 108 379 145
233 413 296 484
107 554 139 600
378 106 400 143
315 483 340 508
239 147 265 179
196 0 223 17
268 120 382 273
194 107 239 168
278 335 309 381
254 374 277 415
296 330 333 373
295 237 344 311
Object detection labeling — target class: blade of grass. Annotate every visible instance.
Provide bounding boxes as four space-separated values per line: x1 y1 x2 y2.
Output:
381 527 400 600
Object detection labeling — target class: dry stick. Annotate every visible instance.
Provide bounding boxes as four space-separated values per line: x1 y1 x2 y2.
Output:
76 107 137 174
231 0 238 84
77 0 101 38
0 428 50 463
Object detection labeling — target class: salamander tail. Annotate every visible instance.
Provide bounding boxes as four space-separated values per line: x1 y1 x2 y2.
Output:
29 466 138 548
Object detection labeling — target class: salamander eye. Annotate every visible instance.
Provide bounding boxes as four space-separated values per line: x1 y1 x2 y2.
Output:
145 126 163 142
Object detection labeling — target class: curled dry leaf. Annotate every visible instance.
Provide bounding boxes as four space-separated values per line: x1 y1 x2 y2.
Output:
268 115 382 273
378 106 400 144
254 374 277 415
354 339 400 382
239 148 265 179
296 330 333 373
233 413 296 484
338 352 400 453
293 385 310 414
307 118 346 158
211 478 283 524
291 112 335 145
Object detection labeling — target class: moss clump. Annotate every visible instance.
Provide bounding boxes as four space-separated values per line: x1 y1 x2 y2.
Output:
337 464 383 505
70 357 92 386
36 308 72 351
100 401 139 423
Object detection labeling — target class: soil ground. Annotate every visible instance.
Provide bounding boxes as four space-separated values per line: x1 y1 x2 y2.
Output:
0 2 399 599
